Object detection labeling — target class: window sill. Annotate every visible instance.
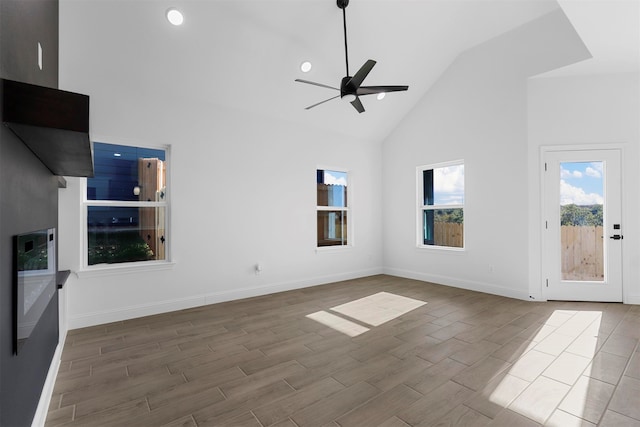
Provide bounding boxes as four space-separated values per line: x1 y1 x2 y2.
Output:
416 245 466 253
76 261 176 279
316 245 352 254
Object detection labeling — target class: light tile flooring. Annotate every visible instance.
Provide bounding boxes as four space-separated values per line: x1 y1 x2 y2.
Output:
46 275 640 426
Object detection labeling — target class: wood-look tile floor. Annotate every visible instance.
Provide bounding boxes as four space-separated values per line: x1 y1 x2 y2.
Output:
46 275 640 426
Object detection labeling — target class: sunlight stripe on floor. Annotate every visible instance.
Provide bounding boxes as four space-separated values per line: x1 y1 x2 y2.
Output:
306 311 370 337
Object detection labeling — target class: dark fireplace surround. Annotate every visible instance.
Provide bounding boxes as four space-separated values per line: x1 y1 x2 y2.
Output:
1 53 93 427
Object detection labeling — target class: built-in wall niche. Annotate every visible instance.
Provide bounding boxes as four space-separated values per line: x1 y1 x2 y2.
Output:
14 227 57 354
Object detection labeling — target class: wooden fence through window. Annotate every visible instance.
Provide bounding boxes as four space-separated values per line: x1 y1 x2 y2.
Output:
561 225 604 281
434 222 464 248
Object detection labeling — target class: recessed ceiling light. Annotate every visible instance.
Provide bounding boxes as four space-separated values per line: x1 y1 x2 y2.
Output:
377 93 386 100
166 8 184 26
300 61 312 73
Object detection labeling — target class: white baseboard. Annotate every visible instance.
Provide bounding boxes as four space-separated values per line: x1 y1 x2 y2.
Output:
383 267 531 301
626 295 640 305
67 267 383 330
30 338 65 427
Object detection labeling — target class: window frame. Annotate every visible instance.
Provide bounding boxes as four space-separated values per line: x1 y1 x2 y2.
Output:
316 167 352 251
79 140 172 274
416 159 465 251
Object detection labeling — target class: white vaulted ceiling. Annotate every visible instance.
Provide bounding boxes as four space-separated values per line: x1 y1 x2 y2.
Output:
59 0 639 142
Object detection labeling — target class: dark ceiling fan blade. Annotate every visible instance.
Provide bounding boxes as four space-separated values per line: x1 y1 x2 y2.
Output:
357 85 409 96
350 96 365 113
347 60 377 90
295 79 340 91
305 95 340 110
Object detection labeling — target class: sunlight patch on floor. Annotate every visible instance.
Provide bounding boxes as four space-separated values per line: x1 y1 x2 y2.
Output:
331 292 427 326
491 310 603 424
306 292 427 336
306 311 370 337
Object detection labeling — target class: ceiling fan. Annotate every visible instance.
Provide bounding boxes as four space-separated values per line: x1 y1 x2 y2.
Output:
295 0 408 114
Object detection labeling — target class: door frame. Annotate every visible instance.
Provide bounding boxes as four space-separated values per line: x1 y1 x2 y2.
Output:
539 144 626 302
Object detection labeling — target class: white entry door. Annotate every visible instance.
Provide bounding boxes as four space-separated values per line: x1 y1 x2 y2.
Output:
543 149 623 302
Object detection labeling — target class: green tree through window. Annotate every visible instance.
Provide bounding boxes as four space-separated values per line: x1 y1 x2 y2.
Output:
560 204 603 226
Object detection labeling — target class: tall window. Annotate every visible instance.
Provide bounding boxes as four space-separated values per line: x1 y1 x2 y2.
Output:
418 161 464 248
317 169 348 247
83 142 169 266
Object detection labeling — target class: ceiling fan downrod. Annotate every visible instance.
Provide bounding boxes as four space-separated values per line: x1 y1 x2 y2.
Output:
338 0 350 76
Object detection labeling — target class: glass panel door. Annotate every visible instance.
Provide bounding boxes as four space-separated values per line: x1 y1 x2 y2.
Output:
559 161 604 282
544 149 622 302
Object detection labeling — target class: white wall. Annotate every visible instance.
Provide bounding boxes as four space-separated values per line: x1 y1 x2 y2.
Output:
381 9 591 300
527 72 640 303
57 79 383 329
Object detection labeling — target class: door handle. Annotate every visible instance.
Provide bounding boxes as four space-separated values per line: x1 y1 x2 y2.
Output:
610 234 624 240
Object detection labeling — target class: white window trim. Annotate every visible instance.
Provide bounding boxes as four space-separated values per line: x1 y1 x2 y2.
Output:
78 142 173 275
416 159 465 251
316 166 353 251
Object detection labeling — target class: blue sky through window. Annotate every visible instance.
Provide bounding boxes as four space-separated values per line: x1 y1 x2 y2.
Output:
560 162 603 206
318 169 347 208
433 164 464 205
323 170 347 186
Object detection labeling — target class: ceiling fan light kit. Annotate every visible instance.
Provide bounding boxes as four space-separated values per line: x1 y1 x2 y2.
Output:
300 61 313 73
295 0 408 113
